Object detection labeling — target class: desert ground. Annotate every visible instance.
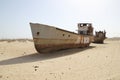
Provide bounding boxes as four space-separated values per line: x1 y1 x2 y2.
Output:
0 39 120 80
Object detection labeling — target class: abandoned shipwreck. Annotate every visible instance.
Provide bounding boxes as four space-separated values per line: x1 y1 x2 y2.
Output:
93 30 106 43
30 23 93 53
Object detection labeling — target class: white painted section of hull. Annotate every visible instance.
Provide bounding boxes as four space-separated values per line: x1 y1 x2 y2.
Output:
30 23 92 45
84 37 89 43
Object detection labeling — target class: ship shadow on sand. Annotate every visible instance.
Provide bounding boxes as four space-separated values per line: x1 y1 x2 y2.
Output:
0 46 95 65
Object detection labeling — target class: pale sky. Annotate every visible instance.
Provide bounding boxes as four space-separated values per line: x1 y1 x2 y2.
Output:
0 0 120 38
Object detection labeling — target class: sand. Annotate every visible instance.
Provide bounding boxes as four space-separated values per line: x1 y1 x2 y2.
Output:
0 39 120 80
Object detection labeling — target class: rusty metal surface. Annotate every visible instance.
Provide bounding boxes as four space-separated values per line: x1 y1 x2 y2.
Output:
93 37 105 43
33 37 90 53
34 43 90 53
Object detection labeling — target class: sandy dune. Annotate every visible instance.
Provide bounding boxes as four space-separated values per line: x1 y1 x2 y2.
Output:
0 39 120 80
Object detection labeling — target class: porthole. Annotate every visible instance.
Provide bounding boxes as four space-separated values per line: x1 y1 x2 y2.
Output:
68 35 70 37
36 32 40 35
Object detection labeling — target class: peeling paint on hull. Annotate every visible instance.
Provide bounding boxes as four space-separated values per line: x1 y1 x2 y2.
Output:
33 38 90 53
34 43 90 53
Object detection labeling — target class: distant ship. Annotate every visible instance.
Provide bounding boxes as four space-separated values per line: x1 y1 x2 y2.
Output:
30 23 94 53
93 30 106 43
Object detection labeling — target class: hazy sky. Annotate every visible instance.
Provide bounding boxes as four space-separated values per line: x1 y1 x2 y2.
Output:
0 0 120 38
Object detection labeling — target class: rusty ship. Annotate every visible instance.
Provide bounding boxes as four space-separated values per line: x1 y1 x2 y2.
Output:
30 23 94 53
93 30 106 43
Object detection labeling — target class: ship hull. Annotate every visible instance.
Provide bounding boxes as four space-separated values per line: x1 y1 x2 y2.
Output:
30 23 93 53
33 38 90 53
93 37 105 43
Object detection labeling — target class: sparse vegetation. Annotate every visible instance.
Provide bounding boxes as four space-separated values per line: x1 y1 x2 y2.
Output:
106 37 120 41
0 39 33 42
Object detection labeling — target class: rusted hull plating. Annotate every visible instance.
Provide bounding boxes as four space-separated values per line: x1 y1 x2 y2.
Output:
93 37 105 43
35 43 89 53
34 39 90 53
